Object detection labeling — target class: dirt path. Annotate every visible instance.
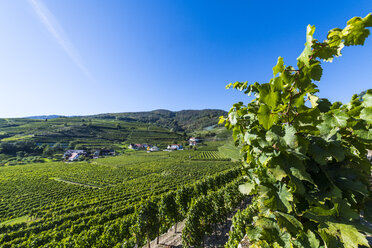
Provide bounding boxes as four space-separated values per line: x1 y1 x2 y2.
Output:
143 199 251 248
143 218 232 248
50 177 103 188
144 213 372 248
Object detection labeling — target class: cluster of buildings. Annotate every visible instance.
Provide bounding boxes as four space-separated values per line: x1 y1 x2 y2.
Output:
128 144 160 152
166 144 183 151
63 150 87 161
128 137 200 152
64 137 202 161
63 149 115 162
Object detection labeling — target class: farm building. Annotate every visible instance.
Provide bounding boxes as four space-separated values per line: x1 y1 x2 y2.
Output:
63 150 87 161
128 144 151 150
189 137 200 146
149 146 160 152
167 144 183 150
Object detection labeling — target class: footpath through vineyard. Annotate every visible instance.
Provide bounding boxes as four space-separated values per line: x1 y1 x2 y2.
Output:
144 218 231 248
143 201 250 248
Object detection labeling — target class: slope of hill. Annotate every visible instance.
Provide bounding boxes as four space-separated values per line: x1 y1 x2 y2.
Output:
91 109 227 131
23 115 64 120
0 109 227 164
0 117 182 148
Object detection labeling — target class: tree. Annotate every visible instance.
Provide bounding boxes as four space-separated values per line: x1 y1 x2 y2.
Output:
74 144 86 150
52 142 63 151
68 141 77 149
42 145 53 157
221 14 372 247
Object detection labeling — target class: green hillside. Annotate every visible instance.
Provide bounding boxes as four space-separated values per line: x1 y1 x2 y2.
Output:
0 109 227 165
0 117 182 147
91 109 227 131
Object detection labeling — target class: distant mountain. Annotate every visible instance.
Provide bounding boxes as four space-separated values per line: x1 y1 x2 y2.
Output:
24 115 65 120
91 109 227 131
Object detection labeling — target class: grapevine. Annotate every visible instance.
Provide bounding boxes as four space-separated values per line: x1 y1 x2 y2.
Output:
221 13 372 247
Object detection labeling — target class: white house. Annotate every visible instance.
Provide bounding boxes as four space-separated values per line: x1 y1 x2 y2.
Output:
150 146 160 152
167 144 183 150
189 137 200 146
64 150 86 161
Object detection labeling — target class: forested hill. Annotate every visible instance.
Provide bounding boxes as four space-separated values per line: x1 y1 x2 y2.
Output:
90 109 227 131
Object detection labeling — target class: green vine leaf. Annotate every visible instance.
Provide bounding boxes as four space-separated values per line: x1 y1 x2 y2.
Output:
325 222 370 248
260 85 280 108
308 93 319 108
239 182 255 195
331 110 348 128
297 25 316 66
275 211 303 234
257 105 278 130
361 91 372 107
360 107 372 124
273 56 285 76
283 125 298 149
225 14 372 248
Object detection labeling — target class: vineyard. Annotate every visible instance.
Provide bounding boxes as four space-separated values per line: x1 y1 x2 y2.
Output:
0 150 245 247
192 151 229 161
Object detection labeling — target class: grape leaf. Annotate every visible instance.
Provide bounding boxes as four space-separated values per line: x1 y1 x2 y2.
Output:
239 182 255 195
257 105 278 130
327 222 369 248
275 211 303 235
273 57 285 76
361 91 372 107
278 184 293 212
363 13 372 27
360 107 372 124
308 93 319 108
309 142 328 165
332 110 348 128
283 125 298 149
310 64 323 81
228 111 238 125
297 25 315 67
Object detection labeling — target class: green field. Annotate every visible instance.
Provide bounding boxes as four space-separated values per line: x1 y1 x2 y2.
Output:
0 150 238 247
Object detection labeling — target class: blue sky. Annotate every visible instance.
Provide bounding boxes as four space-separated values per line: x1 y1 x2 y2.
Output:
0 1 371 117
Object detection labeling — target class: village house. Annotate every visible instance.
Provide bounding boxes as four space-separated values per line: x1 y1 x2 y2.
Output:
63 150 87 161
128 144 152 150
149 146 160 152
189 137 200 146
93 150 100 159
167 144 183 150
128 144 137 150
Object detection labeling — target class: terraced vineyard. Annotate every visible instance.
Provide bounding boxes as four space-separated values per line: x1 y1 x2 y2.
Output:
0 150 239 247
0 117 182 149
193 151 229 161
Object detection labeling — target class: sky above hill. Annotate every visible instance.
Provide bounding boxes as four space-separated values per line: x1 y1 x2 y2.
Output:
0 1 371 117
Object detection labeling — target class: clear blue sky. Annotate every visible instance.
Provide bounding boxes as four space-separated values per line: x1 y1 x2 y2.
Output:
0 1 371 117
